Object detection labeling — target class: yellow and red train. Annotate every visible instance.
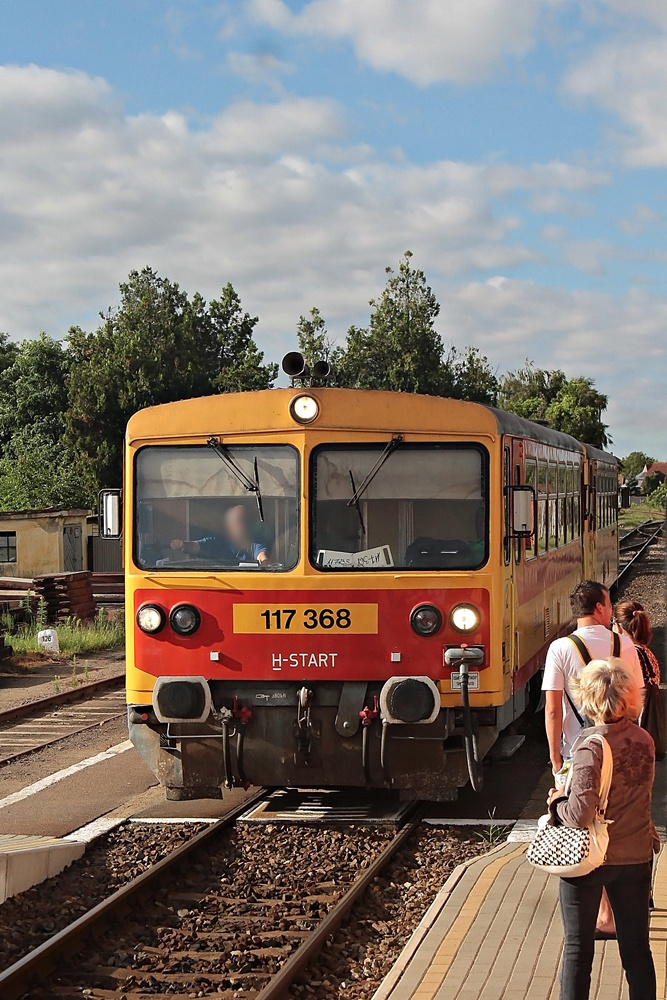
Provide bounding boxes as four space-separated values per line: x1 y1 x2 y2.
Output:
109 380 618 801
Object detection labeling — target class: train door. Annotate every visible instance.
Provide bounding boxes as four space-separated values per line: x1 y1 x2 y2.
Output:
504 440 524 709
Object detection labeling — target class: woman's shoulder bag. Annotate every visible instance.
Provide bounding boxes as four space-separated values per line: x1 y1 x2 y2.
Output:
526 733 613 877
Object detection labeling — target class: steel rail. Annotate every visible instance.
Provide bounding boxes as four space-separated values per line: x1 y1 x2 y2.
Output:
254 803 423 1000
0 710 127 768
615 520 663 586
0 672 125 726
0 787 267 1000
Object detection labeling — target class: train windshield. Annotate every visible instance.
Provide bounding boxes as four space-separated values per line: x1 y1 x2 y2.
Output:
311 443 488 571
134 445 299 571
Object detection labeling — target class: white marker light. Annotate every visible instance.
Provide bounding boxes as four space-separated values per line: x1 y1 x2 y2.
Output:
289 394 319 424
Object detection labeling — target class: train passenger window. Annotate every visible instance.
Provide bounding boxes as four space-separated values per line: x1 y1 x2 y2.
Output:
565 466 573 542
537 462 548 555
573 467 581 537
558 464 567 545
524 460 537 559
310 443 488 571
548 464 557 549
133 445 299 571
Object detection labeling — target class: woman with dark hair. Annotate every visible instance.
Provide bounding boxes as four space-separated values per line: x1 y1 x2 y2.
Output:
614 600 661 688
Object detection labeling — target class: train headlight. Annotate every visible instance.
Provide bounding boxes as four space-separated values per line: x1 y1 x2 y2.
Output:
170 604 201 636
289 394 319 424
137 604 166 634
410 604 443 636
450 603 481 633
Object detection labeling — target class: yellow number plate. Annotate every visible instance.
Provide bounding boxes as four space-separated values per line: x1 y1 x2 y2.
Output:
233 603 378 634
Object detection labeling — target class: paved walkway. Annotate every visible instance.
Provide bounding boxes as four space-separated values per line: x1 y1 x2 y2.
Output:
374 844 667 1000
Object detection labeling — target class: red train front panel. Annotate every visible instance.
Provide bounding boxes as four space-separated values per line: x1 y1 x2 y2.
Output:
133 586 491 689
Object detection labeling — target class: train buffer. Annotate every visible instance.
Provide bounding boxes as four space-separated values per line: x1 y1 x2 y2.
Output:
372 840 667 1000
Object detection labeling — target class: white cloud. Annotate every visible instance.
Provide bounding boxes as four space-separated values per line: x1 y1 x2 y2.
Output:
0 65 610 345
245 0 540 84
565 36 667 166
0 63 661 455
439 277 667 453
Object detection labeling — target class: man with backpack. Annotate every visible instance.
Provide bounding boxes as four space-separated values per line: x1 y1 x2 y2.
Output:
543 580 643 778
542 579 645 937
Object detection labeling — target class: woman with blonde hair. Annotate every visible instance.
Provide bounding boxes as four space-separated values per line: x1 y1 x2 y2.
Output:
547 657 659 1000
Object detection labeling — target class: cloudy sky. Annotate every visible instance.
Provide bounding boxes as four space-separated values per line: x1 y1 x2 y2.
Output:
1 1 667 457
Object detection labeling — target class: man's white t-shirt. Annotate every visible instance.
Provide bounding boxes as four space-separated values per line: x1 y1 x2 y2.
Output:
542 625 643 757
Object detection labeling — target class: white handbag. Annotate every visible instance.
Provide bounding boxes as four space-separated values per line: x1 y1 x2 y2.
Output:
526 734 613 877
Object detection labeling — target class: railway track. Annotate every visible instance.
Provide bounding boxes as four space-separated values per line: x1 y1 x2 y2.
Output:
0 793 422 1000
0 674 125 765
616 518 664 585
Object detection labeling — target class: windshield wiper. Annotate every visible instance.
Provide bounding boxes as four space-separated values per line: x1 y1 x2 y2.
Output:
347 434 404 511
207 437 264 521
348 471 366 535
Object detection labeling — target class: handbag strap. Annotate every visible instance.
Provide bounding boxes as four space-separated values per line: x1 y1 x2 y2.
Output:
564 733 613 813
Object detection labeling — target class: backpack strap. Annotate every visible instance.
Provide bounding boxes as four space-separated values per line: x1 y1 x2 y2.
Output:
611 631 621 658
564 689 586 728
564 634 591 727
567 634 592 665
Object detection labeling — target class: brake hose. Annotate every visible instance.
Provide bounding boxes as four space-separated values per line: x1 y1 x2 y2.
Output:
460 665 484 792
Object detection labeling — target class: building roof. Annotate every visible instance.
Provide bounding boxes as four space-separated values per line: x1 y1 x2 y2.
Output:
0 507 91 521
646 462 667 478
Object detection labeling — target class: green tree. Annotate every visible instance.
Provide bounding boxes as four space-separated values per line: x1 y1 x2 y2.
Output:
0 333 93 510
620 451 655 480
448 346 499 405
0 445 92 511
642 471 663 496
0 333 70 448
499 363 609 448
498 362 567 420
66 268 275 491
335 252 448 395
206 284 278 394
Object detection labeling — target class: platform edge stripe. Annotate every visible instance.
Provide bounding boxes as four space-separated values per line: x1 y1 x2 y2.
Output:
370 843 525 1000
407 844 527 1000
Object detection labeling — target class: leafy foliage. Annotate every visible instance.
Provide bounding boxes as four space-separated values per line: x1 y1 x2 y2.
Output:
66 268 276 491
332 253 498 403
499 362 610 449
0 333 92 509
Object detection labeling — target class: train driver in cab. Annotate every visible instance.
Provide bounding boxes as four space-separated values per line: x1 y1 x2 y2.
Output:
171 503 270 566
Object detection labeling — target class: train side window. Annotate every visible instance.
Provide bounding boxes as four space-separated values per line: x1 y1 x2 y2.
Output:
548 463 558 549
525 460 537 559
573 466 581 537
566 465 573 542
538 462 548 555
558 463 567 546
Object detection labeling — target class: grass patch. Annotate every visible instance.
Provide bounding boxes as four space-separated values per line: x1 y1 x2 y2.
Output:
2 601 124 658
618 505 664 530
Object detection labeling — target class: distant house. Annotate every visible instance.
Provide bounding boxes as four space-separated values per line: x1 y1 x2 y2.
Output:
635 462 667 494
0 508 91 579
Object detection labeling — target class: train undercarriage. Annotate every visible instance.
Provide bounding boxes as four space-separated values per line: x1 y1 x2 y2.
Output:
128 671 523 801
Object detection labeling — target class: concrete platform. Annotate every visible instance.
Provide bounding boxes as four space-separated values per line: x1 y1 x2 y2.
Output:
373 843 667 1000
0 834 85 902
